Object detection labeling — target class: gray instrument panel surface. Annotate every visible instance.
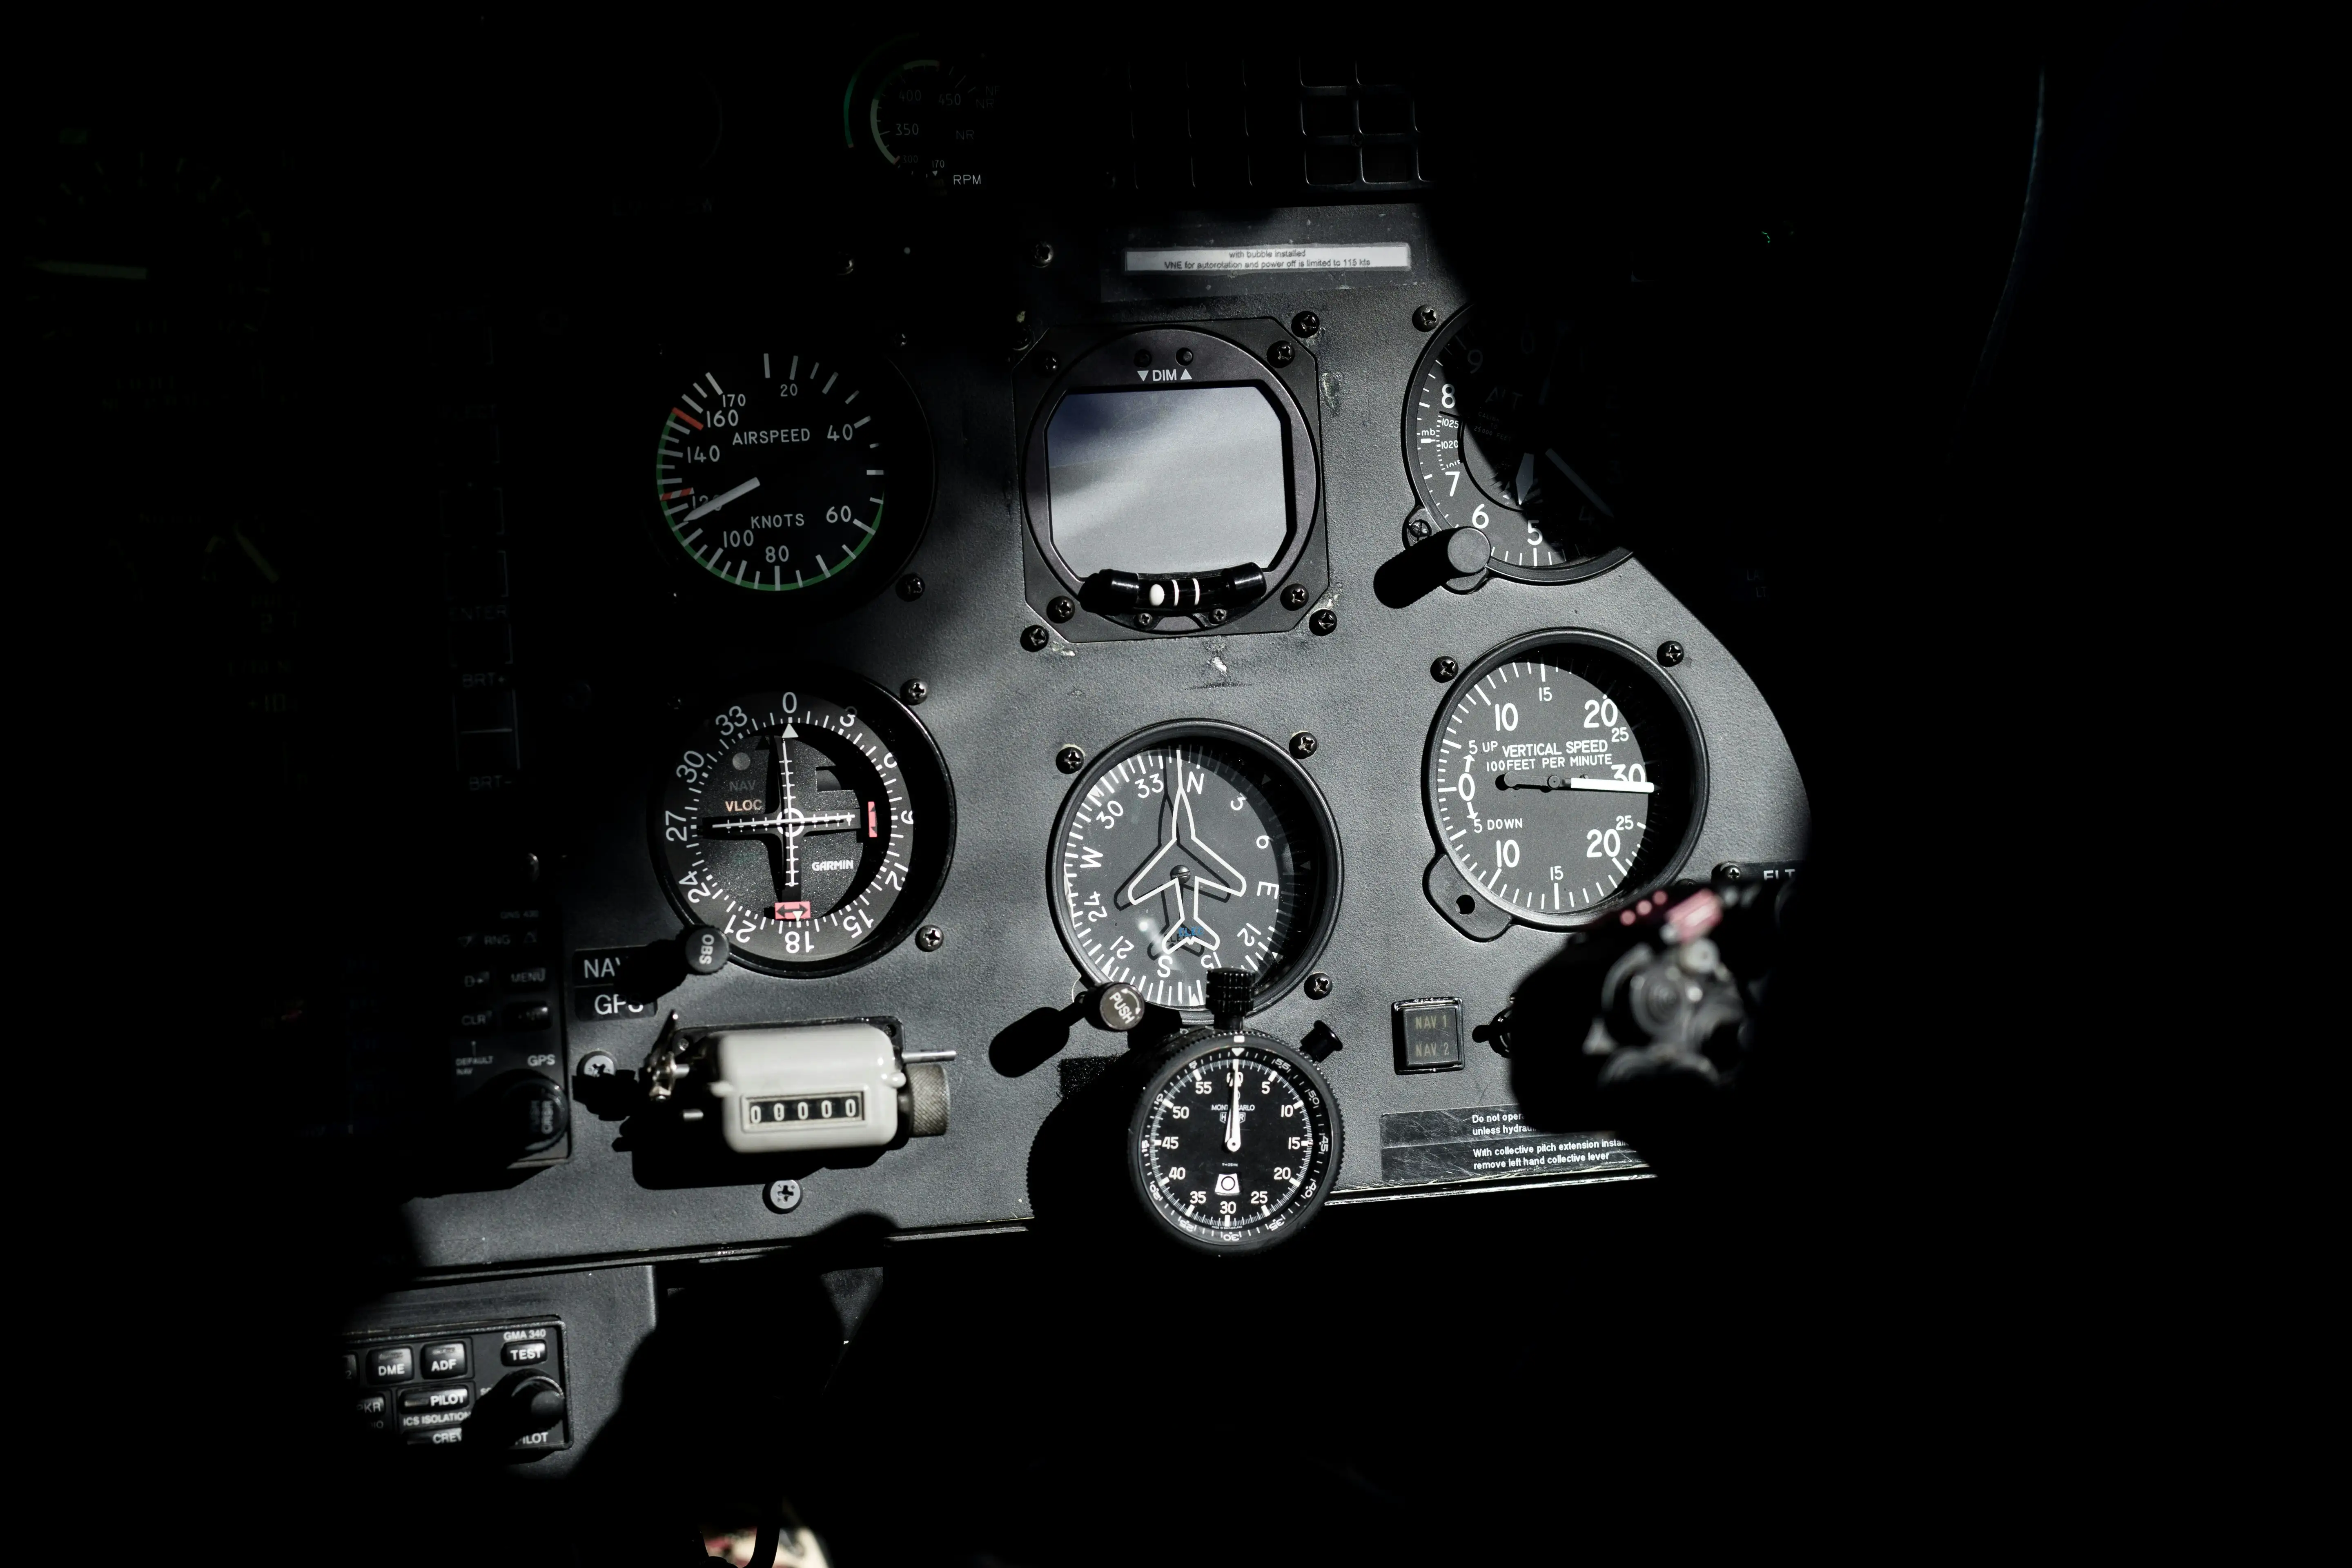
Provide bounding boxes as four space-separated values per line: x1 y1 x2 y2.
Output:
403 209 1809 1269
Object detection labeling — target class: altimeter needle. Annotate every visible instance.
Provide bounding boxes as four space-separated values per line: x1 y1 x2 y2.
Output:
1544 448 1616 518
683 476 762 523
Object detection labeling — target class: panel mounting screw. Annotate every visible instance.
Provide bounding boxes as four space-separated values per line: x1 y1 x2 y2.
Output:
1290 731 1319 759
1267 340 1296 367
900 679 928 706
1431 656 1459 682
1412 305 1440 331
916 926 945 952
1030 241 1055 267
1022 624 1051 651
1207 606 1229 625
1291 310 1321 338
1056 745 1086 774
1305 971 1333 1000
1405 511 1434 542
1281 583 1310 610
1309 608 1338 636
1135 610 1157 628
764 1178 804 1214
836 254 858 277
1657 640 1686 667
897 573 925 601
1039 354 1060 374
1047 595 1077 623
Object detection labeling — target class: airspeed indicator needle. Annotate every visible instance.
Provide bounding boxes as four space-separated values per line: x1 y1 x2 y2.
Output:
683 476 761 522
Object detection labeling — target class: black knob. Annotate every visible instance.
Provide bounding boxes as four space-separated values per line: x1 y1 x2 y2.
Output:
481 1072 568 1158
679 924 728 975
480 1372 567 1437
514 1376 567 1430
1206 969 1253 1033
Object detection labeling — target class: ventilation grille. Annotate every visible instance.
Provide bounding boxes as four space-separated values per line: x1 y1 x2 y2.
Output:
1111 57 1431 196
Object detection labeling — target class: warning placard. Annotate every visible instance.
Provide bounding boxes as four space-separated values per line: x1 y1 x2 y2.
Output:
1378 1103 1643 1185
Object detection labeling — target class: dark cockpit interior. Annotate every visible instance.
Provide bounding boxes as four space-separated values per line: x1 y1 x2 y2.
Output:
20 13 2226 1561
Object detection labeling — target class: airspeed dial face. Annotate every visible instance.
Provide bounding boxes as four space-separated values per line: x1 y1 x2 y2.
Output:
654 350 921 597
1052 724 1341 1017
1426 634 1704 928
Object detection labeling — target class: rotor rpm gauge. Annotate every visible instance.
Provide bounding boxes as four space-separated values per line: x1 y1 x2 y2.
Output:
1404 305 1634 583
861 56 1003 188
654 677 953 976
652 349 932 607
1425 631 1706 930
1051 722 1341 1018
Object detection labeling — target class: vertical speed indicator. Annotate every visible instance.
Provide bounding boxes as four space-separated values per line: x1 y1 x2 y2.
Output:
1425 632 1706 929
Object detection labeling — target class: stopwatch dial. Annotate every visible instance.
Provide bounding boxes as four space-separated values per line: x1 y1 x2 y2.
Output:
653 350 927 598
1051 724 1341 1016
1426 635 1704 928
1130 1035 1340 1252
655 685 951 974
1405 306 1632 582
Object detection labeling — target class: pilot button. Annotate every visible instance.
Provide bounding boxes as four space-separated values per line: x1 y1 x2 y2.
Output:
365 1346 416 1385
398 1383 473 1414
421 1341 470 1379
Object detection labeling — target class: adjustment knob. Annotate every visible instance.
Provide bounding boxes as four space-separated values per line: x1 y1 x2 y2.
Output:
1444 526 1493 577
1206 968 1253 1033
477 1072 568 1158
482 1372 567 1434
1083 981 1147 1033
679 924 728 975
